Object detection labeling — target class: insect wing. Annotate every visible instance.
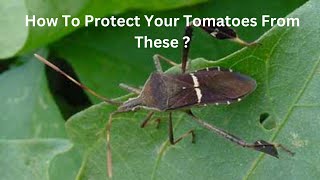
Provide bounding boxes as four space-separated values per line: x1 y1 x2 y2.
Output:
195 68 256 105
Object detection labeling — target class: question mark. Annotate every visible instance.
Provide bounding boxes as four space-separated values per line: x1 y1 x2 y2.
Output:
182 36 191 48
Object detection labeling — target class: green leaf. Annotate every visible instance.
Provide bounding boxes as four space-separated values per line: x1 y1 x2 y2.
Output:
0 139 72 180
49 147 82 180
0 0 206 59
0 52 81 180
0 0 28 59
0 53 65 138
66 0 320 179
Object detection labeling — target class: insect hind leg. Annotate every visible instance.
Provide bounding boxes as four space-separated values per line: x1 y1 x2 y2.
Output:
185 110 294 158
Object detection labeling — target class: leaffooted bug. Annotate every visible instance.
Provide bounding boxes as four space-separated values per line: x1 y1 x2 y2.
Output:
34 21 294 178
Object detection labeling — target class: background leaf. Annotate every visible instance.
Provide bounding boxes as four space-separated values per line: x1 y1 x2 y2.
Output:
0 52 65 138
0 52 81 179
0 139 72 180
0 0 28 59
66 0 320 179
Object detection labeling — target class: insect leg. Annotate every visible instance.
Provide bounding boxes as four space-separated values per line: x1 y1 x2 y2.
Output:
105 110 127 178
185 110 294 158
153 54 178 73
181 22 260 73
140 112 162 129
140 111 155 128
119 83 141 94
189 19 260 46
154 118 161 129
168 112 195 144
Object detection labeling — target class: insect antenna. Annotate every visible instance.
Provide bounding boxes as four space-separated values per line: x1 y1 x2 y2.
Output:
35 54 125 178
34 54 121 105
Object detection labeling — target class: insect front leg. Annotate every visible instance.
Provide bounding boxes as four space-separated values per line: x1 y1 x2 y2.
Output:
185 110 294 158
106 111 116 178
153 54 178 73
168 112 195 144
105 110 128 178
140 111 154 127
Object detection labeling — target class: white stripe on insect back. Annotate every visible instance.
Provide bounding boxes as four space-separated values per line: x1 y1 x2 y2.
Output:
195 88 202 103
211 31 218 37
190 73 199 87
190 73 202 103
